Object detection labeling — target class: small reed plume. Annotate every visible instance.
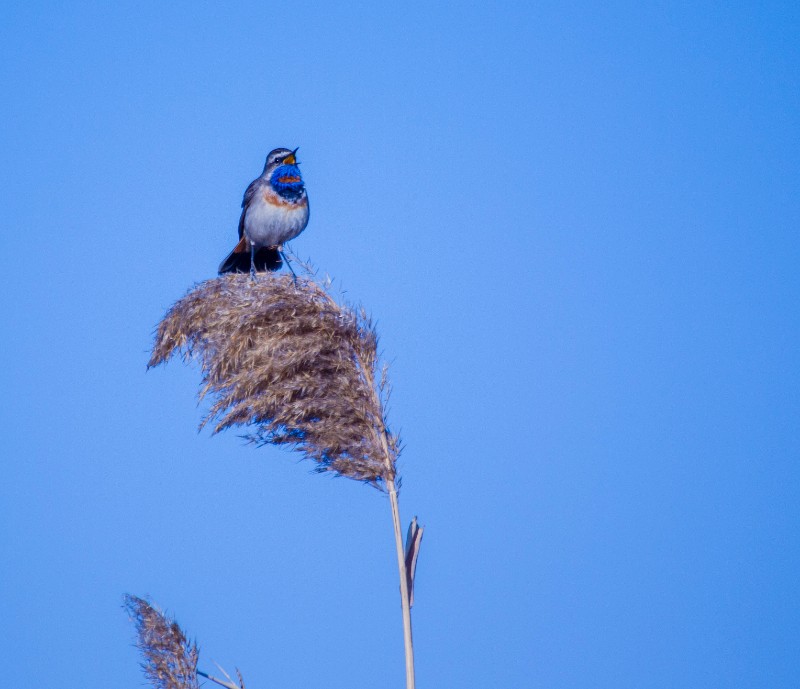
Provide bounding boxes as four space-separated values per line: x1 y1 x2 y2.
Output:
124 594 200 689
124 594 245 689
148 271 420 689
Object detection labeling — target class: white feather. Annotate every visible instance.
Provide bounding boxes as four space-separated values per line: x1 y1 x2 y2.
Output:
243 189 309 248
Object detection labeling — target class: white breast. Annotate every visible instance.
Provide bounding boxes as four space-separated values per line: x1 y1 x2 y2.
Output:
244 192 309 248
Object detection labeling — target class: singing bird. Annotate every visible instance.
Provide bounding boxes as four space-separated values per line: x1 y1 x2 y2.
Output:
218 147 309 276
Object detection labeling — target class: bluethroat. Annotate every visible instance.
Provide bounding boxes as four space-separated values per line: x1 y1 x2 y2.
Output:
218 147 310 276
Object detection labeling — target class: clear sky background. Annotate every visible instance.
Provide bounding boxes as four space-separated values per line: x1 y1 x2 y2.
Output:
1 2 798 687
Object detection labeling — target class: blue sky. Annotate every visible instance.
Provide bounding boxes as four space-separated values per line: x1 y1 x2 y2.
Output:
1 2 798 687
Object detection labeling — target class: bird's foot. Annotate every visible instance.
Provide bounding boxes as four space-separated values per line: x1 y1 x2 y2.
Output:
280 249 298 286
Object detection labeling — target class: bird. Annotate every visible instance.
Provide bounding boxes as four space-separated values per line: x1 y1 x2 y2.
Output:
218 147 309 277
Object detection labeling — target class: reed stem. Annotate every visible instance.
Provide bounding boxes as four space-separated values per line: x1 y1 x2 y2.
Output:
388 477 415 689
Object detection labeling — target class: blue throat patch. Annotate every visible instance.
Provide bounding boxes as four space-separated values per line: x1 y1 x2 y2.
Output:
270 164 305 199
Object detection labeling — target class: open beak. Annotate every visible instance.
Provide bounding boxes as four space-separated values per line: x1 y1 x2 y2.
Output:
284 147 299 165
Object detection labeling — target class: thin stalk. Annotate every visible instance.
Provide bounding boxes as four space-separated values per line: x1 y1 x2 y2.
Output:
387 476 415 689
326 288 416 688
197 670 239 689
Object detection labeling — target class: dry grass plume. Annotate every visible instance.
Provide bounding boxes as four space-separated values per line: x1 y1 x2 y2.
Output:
148 272 400 488
124 594 199 689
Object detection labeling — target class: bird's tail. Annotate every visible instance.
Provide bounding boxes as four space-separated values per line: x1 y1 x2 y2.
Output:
218 238 283 274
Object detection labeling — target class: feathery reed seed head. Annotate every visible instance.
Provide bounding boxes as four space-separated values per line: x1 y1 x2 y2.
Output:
124 594 199 689
149 273 400 488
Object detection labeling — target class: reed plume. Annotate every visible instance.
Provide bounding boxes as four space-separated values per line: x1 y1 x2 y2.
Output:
124 594 245 689
148 273 399 488
124 594 200 689
148 270 420 689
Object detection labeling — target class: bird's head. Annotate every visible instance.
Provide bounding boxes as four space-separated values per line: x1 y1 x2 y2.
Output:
264 147 298 171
